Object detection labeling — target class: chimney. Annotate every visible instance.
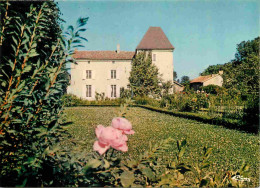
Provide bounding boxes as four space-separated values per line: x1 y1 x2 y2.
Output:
219 70 223 75
116 44 120 53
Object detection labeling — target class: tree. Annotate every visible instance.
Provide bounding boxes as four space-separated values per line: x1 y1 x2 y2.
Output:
129 52 161 97
200 64 224 76
173 71 177 81
223 37 259 94
180 76 190 84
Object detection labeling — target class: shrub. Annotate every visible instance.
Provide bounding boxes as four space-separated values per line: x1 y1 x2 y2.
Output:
202 84 221 94
62 94 84 106
120 87 132 99
0 2 89 186
162 94 202 112
95 92 105 101
134 96 160 107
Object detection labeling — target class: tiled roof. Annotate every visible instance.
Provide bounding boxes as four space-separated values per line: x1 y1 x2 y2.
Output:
190 74 218 83
173 80 184 87
73 51 135 60
136 27 174 50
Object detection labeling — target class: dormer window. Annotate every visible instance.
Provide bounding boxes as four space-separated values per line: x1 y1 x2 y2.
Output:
152 54 156 61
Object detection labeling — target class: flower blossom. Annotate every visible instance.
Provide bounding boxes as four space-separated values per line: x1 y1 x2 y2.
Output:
93 125 128 155
111 117 135 135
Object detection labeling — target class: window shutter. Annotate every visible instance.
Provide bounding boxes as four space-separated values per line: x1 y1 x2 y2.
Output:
107 85 111 98
92 85 95 98
92 70 95 80
82 70 86 80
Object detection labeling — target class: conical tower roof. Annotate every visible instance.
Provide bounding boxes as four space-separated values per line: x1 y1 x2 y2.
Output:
136 27 174 50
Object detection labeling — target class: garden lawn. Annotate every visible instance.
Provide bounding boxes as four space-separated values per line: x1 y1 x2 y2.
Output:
64 107 259 186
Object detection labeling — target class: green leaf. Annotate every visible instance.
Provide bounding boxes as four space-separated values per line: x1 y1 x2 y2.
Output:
84 159 102 171
141 167 155 180
23 64 32 73
178 147 185 158
103 159 110 169
120 171 135 187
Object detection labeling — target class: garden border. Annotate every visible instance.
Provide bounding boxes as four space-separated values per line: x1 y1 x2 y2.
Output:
136 105 256 133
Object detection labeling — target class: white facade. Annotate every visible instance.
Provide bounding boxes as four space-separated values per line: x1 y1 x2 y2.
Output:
67 27 175 100
68 59 132 100
151 50 174 82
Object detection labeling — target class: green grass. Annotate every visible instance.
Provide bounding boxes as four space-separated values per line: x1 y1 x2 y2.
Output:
64 106 259 186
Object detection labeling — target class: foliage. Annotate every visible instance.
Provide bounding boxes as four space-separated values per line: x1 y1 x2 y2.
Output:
129 51 161 97
180 75 190 84
61 94 83 106
61 94 123 107
173 70 177 80
133 95 160 107
161 93 205 112
0 1 89 186
201 37 259 94
120 87 132 99
200 64 224 76
242 94 259 132
202 84 222 94
95 92 105 101
160 80 173 96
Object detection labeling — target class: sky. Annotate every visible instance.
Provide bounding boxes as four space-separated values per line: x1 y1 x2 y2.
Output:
57 0 259 80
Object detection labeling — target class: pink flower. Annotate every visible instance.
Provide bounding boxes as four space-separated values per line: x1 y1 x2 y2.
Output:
93 125 128 155
111 117 135 135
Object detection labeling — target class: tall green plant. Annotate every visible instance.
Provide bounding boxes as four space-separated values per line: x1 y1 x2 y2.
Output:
0 1 88 186
129 51 161 97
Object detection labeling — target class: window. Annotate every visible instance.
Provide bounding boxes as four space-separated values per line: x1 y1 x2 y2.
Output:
111 85 116 98
86 85 92 97
112 61 115 64
88 61 90 64
111 70 116 79
152 54 156 61
86 70 92 79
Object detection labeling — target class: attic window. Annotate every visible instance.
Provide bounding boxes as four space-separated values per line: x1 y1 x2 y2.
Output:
112 61 115 64
88 61 90 64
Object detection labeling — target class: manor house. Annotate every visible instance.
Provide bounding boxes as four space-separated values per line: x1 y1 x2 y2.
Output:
68 27 174 100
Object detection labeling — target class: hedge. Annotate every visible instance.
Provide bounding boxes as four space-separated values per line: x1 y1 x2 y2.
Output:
137 105 256 133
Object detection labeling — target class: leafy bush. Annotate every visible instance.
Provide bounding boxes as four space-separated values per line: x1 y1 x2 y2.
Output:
61 94 83 106
120 87 132 99
0 2 89 186
161 94 203 112
62 94 123 106
202 84 221 94
95 92 105 101
134 96 160 107
85 130 252 187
